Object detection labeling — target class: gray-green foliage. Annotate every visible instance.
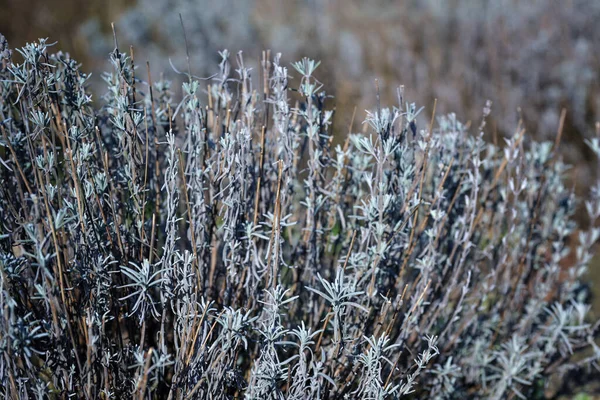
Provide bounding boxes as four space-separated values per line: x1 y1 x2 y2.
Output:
0 35 599 399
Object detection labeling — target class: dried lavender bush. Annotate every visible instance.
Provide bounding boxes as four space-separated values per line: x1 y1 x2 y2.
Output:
0 35 599 399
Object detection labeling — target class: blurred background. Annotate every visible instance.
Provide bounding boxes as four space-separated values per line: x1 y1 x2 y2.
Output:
2 0 600 317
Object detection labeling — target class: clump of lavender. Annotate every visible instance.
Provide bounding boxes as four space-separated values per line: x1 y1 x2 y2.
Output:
0 34 599 400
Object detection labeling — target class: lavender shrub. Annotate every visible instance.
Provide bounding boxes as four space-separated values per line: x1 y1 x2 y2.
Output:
0 35 599 399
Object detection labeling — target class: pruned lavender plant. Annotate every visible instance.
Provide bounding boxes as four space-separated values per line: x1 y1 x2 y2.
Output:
0 34 599 399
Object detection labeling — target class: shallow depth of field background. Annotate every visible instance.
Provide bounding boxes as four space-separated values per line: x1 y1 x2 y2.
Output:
2 0 600 314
